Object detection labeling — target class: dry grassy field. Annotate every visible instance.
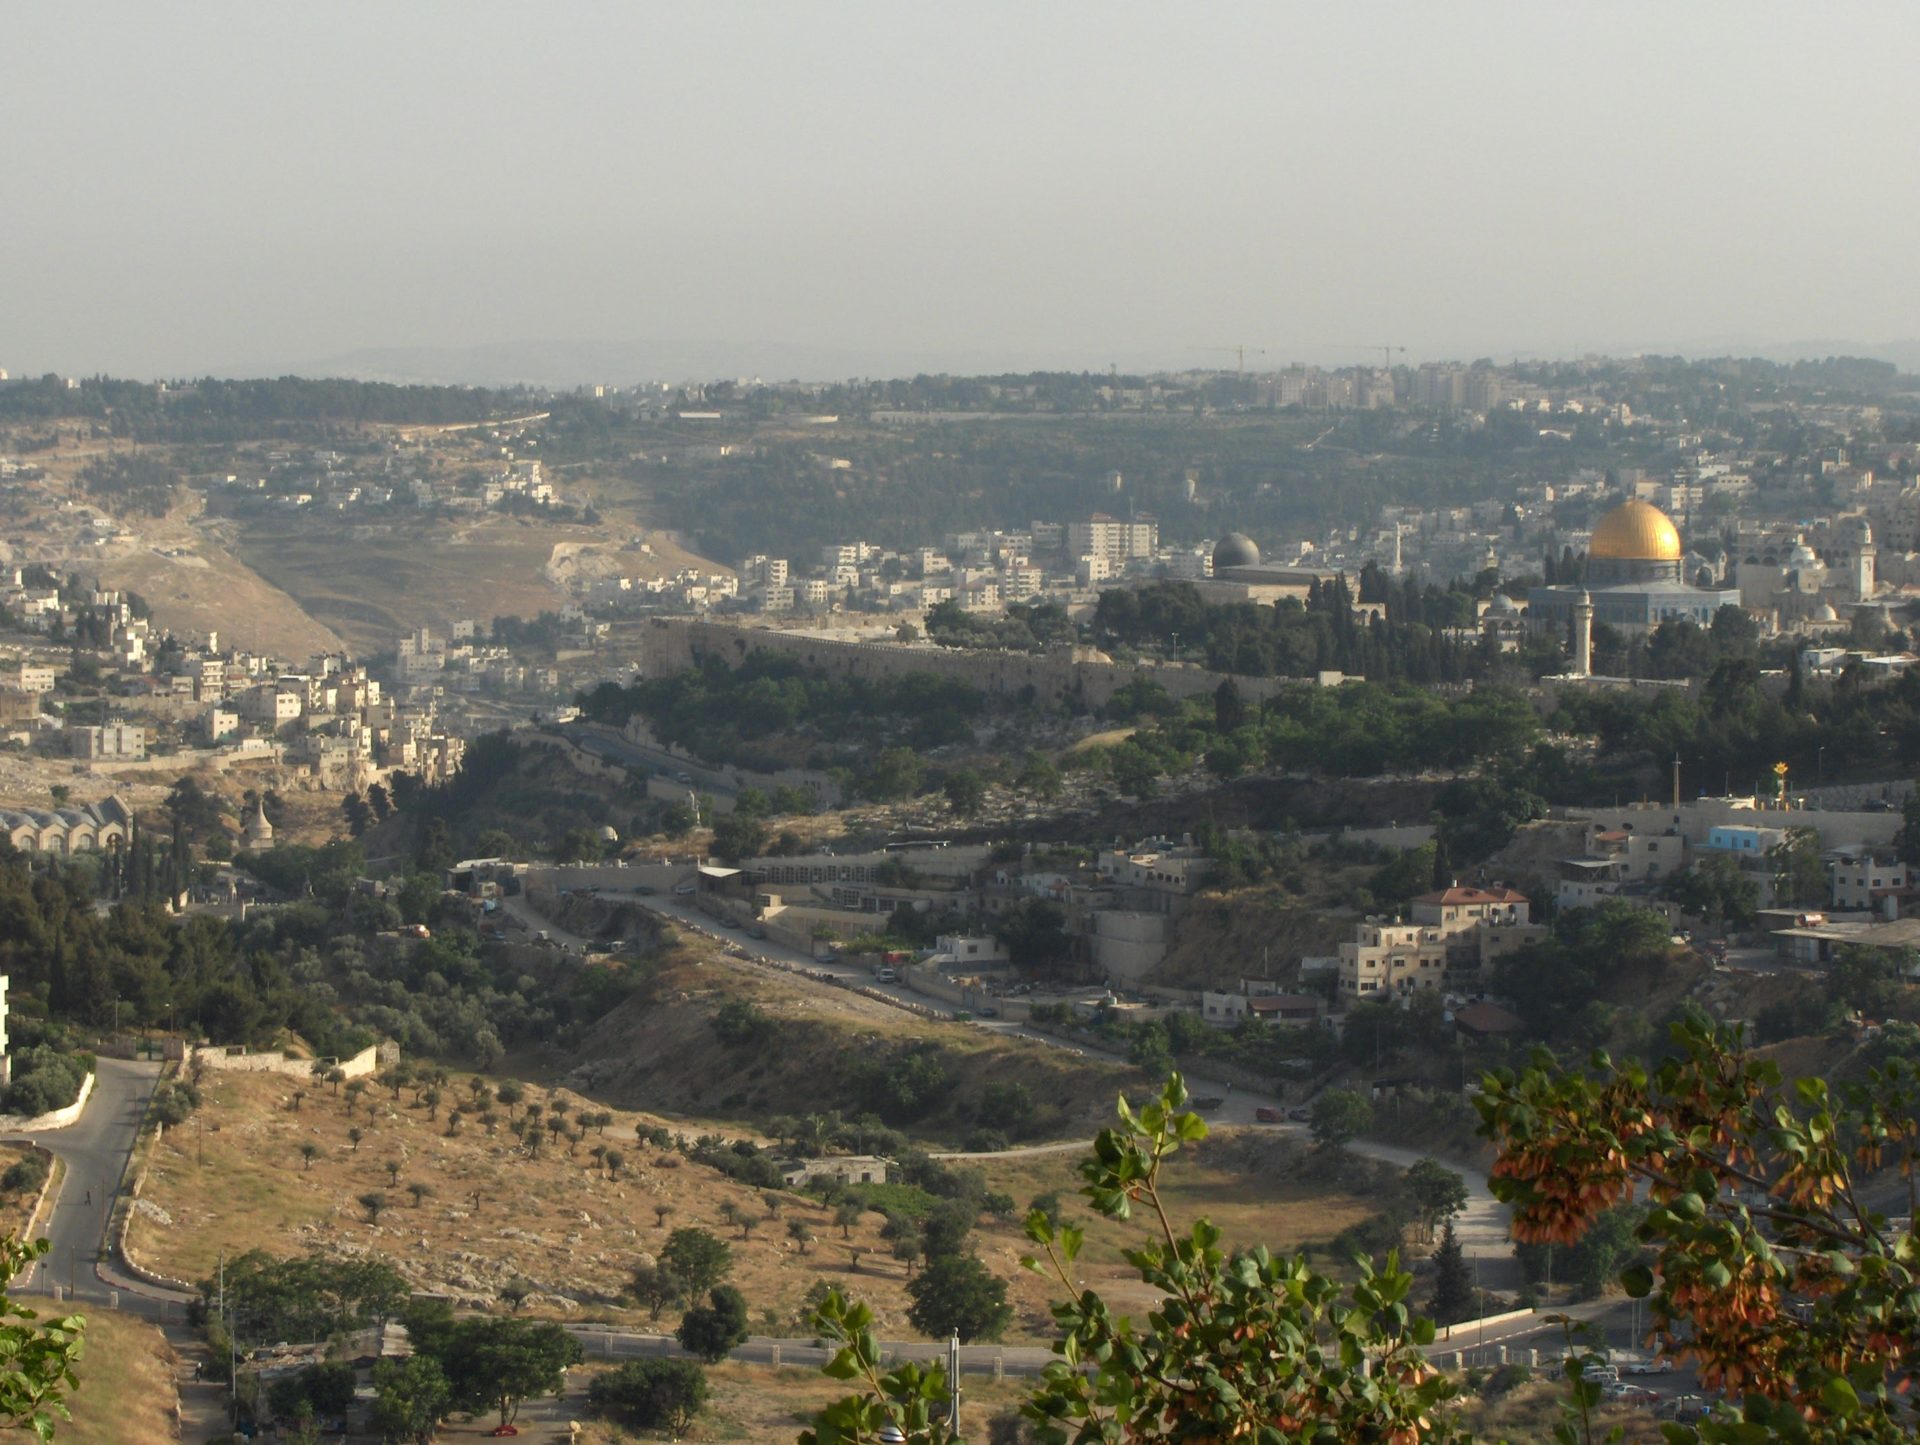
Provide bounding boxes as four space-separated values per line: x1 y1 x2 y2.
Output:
549 955 1138 1142
59 1311 180 1445
227 515 596 651
1454 1377 1667 1442
130 1035 1381 1345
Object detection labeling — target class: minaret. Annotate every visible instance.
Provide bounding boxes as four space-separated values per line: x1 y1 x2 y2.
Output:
1571 590 1594 678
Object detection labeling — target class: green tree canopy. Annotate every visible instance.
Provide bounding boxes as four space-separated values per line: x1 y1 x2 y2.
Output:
586 1358 708 1436
904 1252 1012 1344
432 1316 582 1428
675 1285 750 1363
659 1227 733 1300
1309 1087 1372 1152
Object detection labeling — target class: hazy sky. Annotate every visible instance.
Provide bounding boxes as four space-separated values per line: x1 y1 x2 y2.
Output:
6 2 1920 381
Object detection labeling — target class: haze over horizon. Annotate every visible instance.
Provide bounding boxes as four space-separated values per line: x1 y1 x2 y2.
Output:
6 2 1920 384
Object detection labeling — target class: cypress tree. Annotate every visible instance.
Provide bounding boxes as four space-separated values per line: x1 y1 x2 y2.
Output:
1429 1220 1474 1326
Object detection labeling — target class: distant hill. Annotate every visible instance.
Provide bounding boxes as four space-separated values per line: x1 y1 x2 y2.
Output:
226 337 1130 389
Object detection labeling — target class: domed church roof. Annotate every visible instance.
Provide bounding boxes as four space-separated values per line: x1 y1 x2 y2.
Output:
1589 498 1682 562
1213 532 1262 570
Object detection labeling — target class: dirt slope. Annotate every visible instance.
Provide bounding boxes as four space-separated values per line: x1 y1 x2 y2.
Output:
562 956 1134 1143
1153 890 1350 990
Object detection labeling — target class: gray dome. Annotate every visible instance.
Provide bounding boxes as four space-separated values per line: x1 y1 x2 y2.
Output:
1213 532 1261 570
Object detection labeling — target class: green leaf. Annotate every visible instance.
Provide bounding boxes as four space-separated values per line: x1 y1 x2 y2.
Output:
820 1349 862 1381
1820 1374 1859 1418
1620 1264 1654 1298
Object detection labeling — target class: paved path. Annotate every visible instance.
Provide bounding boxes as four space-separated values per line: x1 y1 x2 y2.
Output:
165 1323 234 1441
11 1059 162 1303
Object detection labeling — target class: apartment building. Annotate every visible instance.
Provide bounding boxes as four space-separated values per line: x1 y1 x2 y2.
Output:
1338 886 1542 1001
70 721 146 761
1067 514 1158 567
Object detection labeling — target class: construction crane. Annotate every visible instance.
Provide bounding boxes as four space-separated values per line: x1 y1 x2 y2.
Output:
1333 344 1406 369
1194 345 1268 375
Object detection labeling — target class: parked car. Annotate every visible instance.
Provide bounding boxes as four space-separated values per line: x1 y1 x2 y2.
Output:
672 882 697 896
874 967 898 983
1621 1359 1672 1377
1287 1106 1313 1123
1255 1106 1282 1124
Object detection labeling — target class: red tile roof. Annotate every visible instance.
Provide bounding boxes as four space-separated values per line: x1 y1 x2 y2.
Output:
1413 886 1529 906
1454 1002 1526 1035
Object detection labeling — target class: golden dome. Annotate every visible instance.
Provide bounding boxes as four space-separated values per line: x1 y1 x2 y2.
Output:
1588 498 1682 561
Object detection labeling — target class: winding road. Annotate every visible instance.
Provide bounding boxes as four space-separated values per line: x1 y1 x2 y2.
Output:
8 1057 187 1313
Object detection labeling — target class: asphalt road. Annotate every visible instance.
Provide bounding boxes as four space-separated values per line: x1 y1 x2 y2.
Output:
13 1058 162 1303
559 721 739 796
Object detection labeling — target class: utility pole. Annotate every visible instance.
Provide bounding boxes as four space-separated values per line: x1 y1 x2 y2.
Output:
220 1249 236 1422
948 1332 961 1435
1474 1254 1483 1349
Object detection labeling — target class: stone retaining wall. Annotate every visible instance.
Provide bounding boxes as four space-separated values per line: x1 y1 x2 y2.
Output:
115 1118 196 1295
188 1041 381 1080
0 1069 96 1133
18 1145 59 1240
